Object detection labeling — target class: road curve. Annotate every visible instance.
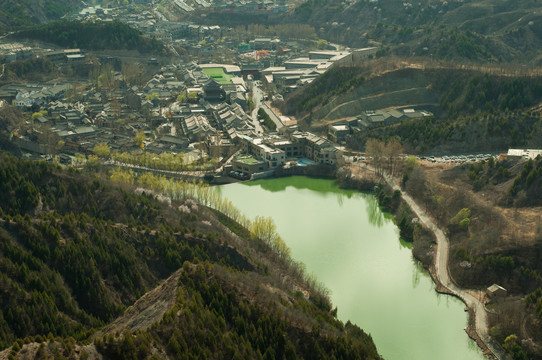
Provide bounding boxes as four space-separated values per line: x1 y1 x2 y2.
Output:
383 174 509 360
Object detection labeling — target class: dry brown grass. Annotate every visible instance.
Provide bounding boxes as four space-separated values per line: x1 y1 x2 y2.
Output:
355 57 542 80
422 161 541 252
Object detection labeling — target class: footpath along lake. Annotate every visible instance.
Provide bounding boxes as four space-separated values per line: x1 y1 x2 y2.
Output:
218 176 486 360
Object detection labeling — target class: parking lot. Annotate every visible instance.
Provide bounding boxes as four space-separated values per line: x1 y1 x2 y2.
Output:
419 154 497 164
344 153 500 166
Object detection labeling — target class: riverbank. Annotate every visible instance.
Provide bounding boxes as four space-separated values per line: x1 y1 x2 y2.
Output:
220 176 488 360
337 163 506 360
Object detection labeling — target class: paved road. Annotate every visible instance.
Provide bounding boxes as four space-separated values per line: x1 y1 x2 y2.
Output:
109 160 214 179
250 85 265 134
381 173 509 360
252 85 283 130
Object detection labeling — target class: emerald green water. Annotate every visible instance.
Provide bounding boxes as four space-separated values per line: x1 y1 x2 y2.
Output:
218 176 486 360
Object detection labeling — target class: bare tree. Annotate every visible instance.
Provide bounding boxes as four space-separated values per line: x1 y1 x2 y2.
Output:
385 138 403 176
366 138 385 177
99 64 118 99
121 61 144 87
38 124 62 156
0 105 24 132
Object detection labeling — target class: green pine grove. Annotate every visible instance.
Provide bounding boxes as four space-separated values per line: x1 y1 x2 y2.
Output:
12 20 166 54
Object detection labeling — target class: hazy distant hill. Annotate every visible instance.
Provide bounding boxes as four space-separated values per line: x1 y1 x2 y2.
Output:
0 0 81 28
288 0 542 63
282 62 542 153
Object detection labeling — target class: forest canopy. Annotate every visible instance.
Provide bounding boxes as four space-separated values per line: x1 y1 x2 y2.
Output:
12 20 166 54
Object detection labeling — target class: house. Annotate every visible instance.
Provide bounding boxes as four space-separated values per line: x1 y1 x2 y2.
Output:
249 38 275 50
203 78 225 102
180 114 215 141
507 149 542 159
238 134 286 168
229 92 247 110
352 47 378 61
327 124 350 143
262 135 300 157
487 284 507 298
232 154 266 176
146 135 190 153
205 133 235 158
291 131 341 165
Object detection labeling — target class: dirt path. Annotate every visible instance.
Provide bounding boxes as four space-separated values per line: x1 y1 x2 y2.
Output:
383 173 510 360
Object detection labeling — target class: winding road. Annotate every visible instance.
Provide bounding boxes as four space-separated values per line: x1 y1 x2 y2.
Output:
383 173 510 360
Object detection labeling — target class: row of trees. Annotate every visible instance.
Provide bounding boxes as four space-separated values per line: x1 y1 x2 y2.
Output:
365 138 403 177
257 108 276 131
110 150 219 171
109 170 332 301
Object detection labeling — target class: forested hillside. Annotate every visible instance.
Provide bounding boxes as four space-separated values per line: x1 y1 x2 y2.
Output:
12 20 166 54
0 153 381 359
282 64 542 154
287 0 542 63
0 0 80 28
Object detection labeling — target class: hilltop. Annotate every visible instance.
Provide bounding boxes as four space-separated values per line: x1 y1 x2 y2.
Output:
288 0 542 63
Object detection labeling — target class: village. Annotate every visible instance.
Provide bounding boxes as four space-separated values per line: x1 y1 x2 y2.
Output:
0 2 440 182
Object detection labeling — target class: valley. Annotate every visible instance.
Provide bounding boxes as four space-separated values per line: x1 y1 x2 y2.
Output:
1 0 542 359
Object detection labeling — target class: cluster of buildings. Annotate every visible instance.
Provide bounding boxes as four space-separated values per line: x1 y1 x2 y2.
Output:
0 44 87 69
327 108 434 144
260 48 377 93
1 50 347 180
506 149 542 160
0 3 398 180
211 0 290 13
229 131 342 178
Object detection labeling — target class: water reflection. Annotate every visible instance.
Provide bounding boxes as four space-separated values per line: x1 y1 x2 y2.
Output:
219 176 486 360
412 258 424 289
337 192 344 207
243 176 355 196
366 195 384 227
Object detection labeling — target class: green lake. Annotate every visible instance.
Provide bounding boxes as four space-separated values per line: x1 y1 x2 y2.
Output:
217 176 486 360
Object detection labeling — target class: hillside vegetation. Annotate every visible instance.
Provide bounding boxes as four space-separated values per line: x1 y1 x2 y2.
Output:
396 156 542 359
0 152 381 359
283 64 542 154
0 0 81 29
288 0 542 63
12 20 166 54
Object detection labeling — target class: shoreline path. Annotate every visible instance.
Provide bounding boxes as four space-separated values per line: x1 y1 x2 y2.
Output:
381 173 509 360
